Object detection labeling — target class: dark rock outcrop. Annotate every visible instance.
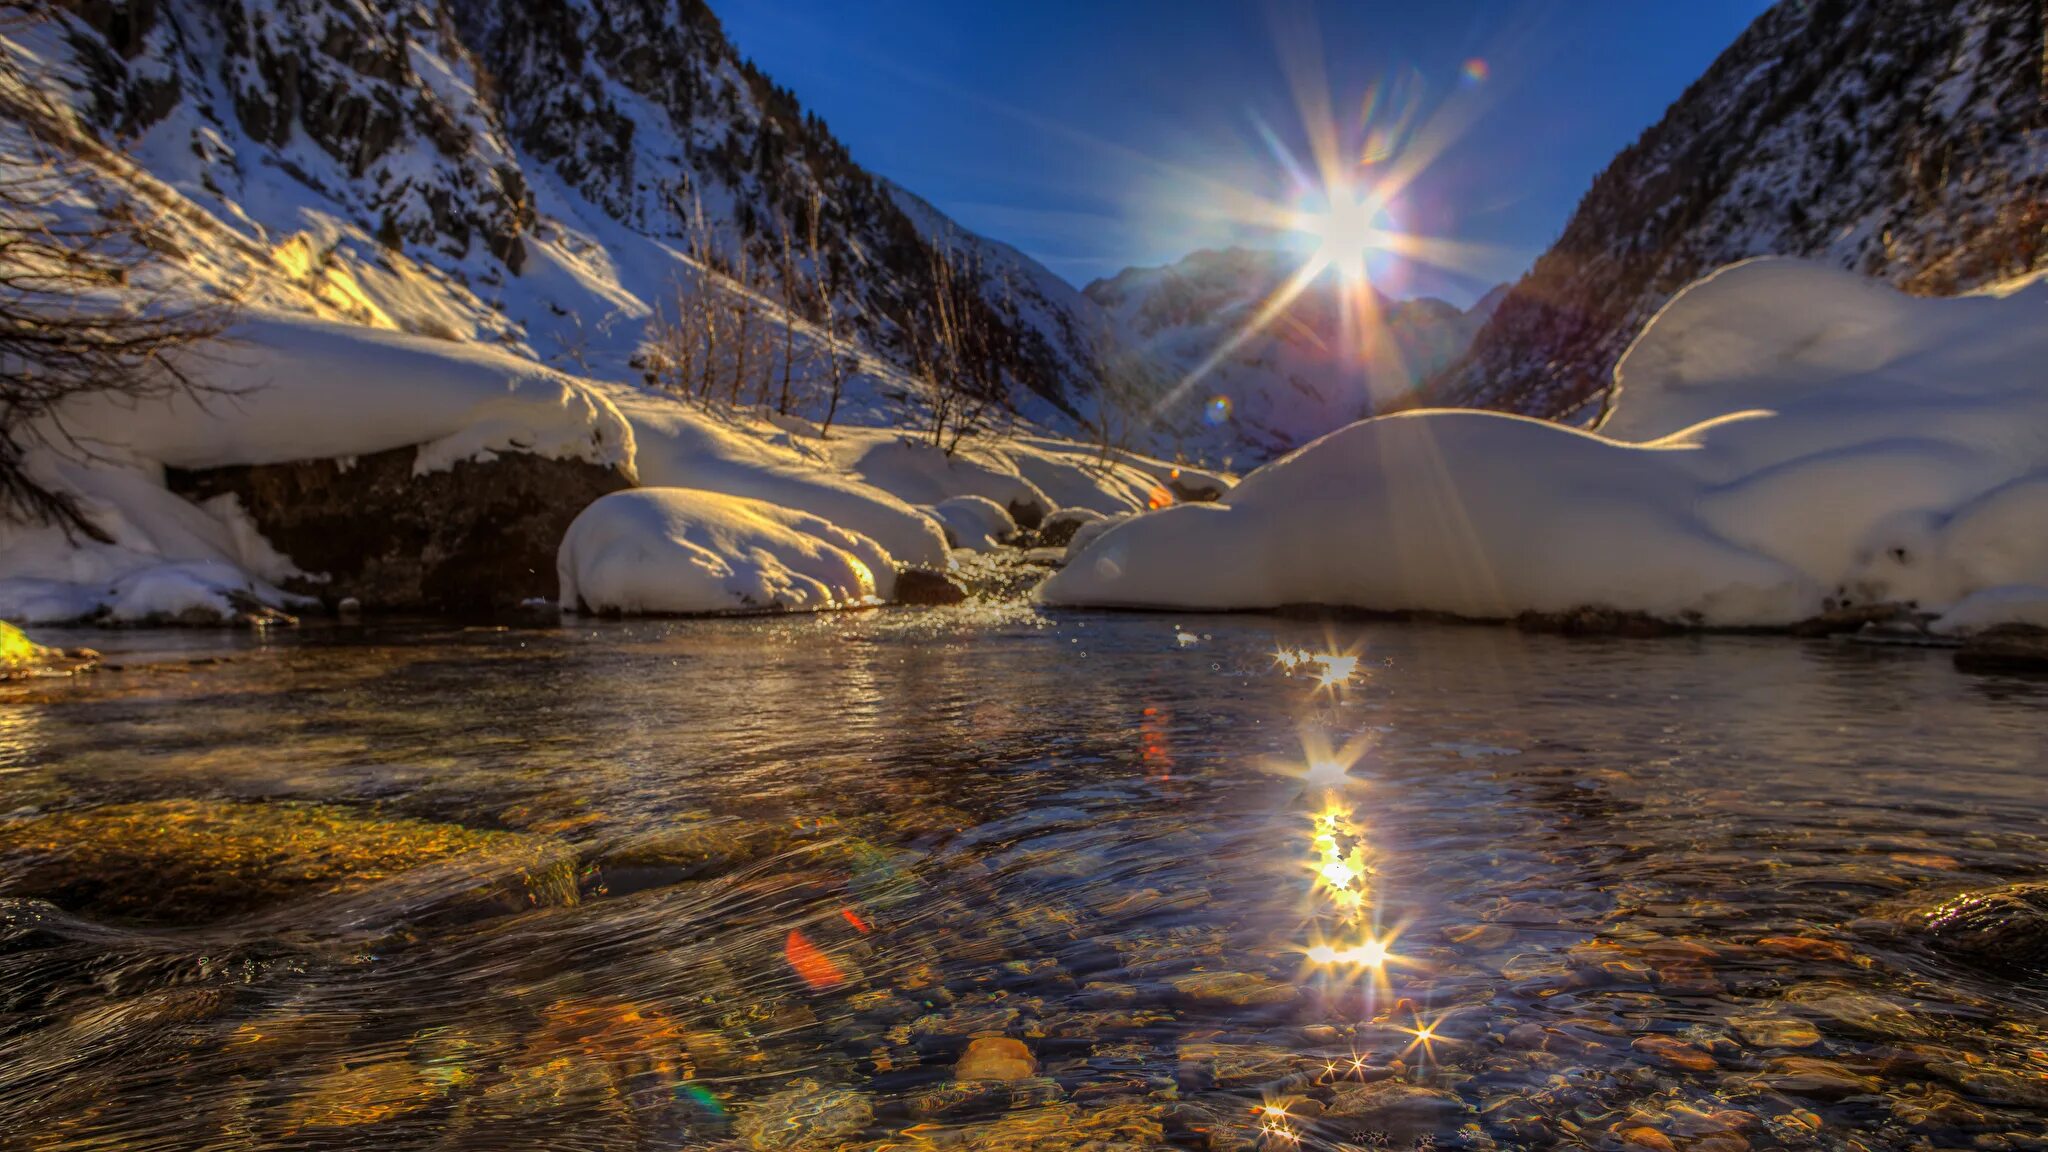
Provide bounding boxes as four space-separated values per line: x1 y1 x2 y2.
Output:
1915 882 2048 977
1954 625 2048 674
894 567 969 606
1035 508 1103 549
169 446 631 614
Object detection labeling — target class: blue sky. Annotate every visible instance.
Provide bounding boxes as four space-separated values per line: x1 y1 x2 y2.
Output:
716 1 1774 304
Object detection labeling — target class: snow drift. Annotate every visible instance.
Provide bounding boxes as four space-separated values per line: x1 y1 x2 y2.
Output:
558 488 895 616
1042 259 2048 630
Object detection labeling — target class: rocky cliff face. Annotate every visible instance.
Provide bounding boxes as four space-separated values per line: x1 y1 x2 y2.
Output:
1426 0 2045 419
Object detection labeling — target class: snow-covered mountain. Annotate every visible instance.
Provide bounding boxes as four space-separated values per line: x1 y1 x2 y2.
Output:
1427 0 2045 420
42 0 1110 417
1086 248 1504 457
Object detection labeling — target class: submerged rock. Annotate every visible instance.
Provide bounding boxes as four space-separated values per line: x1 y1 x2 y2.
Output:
896 1100 1161 1152
0 799 576 924
168 445 633 615
1954 625 2048 673
0 622 96 678
956 1036 1037 1081
733 1080 871 1150
1914 881 2048 977
1325 1080 1466 1143
1166 969 1298 1008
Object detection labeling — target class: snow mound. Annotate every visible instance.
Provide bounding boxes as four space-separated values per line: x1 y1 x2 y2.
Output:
929 496 1017 552
558 488 896 616
606 392 948 570
1044 260 2048 629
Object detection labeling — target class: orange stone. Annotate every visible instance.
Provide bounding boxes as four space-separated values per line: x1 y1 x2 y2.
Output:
1620 1126 1678 1152
1632 1035 1718 1073
957 1036 1036 1081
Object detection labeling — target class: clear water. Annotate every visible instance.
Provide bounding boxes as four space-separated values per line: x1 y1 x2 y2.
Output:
2 608 2046 1151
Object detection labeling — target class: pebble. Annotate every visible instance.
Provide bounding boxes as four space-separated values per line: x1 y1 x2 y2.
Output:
956 1036 1036 1081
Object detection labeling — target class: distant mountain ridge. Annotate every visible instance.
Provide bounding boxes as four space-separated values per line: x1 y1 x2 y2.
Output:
1086 247 1504 457
1426 0 2046 420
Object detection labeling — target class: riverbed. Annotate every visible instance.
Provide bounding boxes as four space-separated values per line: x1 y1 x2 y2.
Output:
2 607 2045 1150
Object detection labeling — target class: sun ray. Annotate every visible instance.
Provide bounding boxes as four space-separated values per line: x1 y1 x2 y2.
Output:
1146 251 1329 419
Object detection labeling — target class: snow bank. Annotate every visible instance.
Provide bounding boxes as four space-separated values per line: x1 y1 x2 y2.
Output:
56 313 635 474
1003 445 1168 517
929 496 1017 552
558 488 895 616
1044 260 2048 629
1 312 636 623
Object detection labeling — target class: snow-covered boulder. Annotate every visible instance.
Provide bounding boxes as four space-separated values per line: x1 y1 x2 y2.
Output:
558 488 896 616
1043 260 2048 630
929 496 1018 552
610 394 949 570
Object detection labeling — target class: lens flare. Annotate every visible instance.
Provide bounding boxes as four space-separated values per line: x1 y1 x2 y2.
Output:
784 928 845 990
1203 395 1233 424
1461 57 1490 85
1273 646 1361 690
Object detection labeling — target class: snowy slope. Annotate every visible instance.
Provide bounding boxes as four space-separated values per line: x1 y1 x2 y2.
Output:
41 0 1114 419
1428 0 2046 419
1086 248 1502 460
0 1 1269 623
1044 259 2048 631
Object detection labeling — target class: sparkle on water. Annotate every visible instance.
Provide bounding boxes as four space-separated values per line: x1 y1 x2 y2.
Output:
1 614 2045 1150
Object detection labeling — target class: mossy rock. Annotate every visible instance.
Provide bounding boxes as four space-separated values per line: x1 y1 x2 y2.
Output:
0 799 577 925
0 621 95 678
589 820 805 898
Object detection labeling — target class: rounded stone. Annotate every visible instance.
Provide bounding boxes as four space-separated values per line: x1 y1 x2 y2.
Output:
957 1035 1037 1081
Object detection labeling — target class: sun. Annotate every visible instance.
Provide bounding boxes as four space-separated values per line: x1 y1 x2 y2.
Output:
1294 181 1389 284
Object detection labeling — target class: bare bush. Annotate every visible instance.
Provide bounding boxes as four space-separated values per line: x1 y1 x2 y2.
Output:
899 239 1007 455
0 34 233 541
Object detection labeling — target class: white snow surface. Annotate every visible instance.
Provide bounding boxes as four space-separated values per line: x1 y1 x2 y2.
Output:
1043 260 2048 629
929 496 1018 553
1932 586 2048 636
558 488 896 616
54 313 637 474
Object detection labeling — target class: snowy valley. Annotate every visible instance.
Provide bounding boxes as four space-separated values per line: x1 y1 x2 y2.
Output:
1 0 2044 645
